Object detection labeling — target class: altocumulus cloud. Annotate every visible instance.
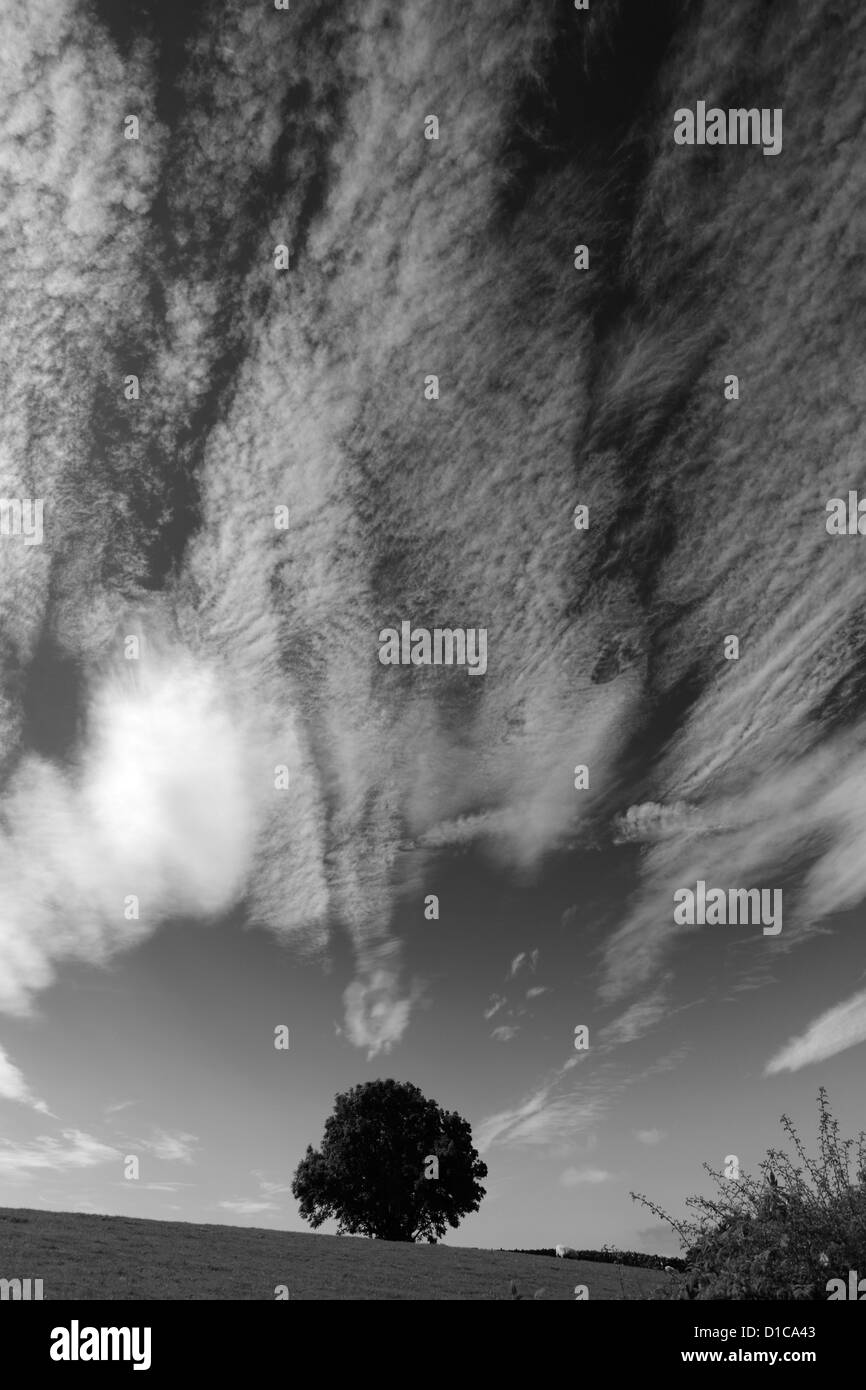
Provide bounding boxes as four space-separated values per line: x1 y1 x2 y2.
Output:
174 0 866 1062
0 0 865 1067
2 0 634 1054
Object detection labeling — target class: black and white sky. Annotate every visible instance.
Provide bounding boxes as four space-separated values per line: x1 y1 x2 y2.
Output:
1 0 865 1253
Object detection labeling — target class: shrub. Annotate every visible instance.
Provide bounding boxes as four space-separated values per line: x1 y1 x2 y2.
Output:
507 1246 684 1271
632 1088 866 1299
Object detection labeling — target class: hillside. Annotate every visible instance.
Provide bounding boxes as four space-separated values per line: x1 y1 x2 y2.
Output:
0 1208 668 1300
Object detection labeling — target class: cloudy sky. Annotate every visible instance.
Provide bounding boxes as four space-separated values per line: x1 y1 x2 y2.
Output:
1 0 865 1259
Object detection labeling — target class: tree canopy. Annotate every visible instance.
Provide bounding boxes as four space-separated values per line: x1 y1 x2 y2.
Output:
291 1078 488 1242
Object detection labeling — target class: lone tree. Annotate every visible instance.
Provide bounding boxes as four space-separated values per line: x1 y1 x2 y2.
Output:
291 1078 488 1242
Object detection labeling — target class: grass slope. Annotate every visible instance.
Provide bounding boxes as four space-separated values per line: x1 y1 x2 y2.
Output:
0 1208 668 1300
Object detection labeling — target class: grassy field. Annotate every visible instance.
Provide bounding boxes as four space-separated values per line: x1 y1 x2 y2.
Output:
0 1208 669 1300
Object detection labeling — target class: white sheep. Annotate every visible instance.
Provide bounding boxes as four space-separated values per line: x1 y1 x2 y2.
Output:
555 1244 575 1258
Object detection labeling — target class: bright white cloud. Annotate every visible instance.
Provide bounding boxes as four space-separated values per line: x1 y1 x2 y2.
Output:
613 802 701 844
765 989 866 1074
0 641 261 1016
0 1129 120 1176
0 1044 50 1113
342 965 414 1059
